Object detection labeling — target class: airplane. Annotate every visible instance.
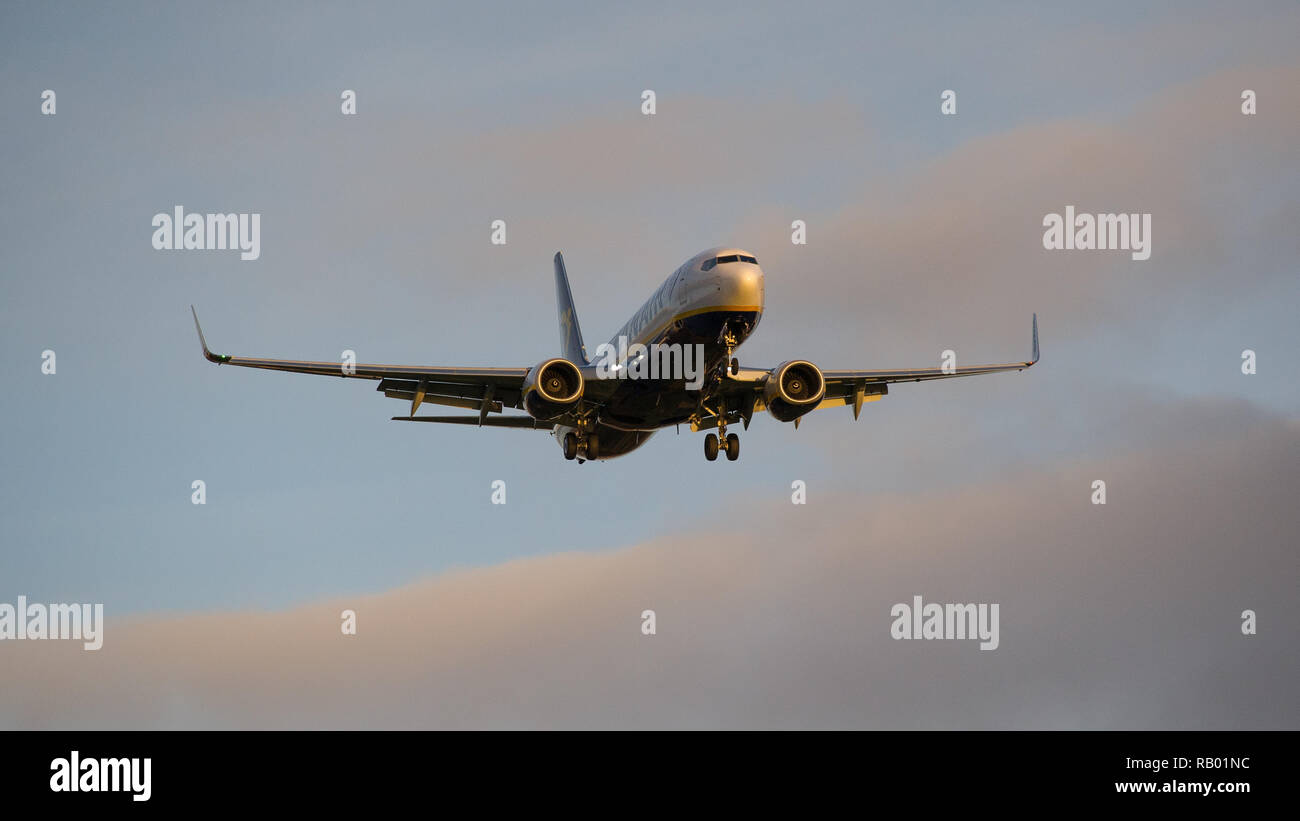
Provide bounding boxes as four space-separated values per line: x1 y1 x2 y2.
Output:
191 248 1038 463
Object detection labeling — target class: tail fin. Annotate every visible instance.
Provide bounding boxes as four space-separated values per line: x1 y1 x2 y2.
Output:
554 252 589 364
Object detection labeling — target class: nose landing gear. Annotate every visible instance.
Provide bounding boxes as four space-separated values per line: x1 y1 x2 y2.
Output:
697 325 751 463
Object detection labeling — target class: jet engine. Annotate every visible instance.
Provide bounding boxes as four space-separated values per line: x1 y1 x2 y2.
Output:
763 360 825 422
522 358 584 420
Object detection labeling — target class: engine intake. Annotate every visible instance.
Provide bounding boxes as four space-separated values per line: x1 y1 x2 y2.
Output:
764 360 825 422
523 358 584 420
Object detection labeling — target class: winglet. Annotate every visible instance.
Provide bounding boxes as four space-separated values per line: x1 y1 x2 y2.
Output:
1031 313 1040 364
191 306 229 363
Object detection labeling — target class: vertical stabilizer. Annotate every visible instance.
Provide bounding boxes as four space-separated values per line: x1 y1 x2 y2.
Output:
554 252 589 364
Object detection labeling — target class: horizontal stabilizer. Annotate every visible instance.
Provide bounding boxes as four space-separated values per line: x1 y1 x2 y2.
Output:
392 415 553 430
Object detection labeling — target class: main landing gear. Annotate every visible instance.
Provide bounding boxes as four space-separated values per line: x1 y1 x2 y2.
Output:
703 431 739 462
563 425 599 462
702 398 740 463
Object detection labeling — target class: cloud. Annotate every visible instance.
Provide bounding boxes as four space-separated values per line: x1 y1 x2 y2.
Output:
4 397 1295 729
742 63 1300 359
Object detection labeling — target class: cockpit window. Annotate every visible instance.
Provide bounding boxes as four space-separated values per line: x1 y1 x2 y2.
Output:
703 253 758 271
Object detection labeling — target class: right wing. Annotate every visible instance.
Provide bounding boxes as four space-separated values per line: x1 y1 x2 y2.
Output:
192 306 532 418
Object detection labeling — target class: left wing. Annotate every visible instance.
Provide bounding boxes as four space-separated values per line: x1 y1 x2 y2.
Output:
820 312 1038 397
712 314 1038 425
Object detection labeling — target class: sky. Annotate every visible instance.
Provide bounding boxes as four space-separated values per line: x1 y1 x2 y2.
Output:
0 1 1296 728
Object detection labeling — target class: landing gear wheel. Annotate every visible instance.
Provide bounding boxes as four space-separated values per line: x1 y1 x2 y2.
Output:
563 432 578 460
704 433 719 461
586 433 600 460
725 433 740 461
730 357 739 376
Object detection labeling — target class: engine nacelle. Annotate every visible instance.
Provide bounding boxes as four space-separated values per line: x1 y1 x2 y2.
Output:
522 358 584 420
763 360 825 422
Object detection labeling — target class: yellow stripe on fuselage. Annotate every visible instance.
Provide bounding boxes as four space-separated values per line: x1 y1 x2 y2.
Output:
624 304 763 348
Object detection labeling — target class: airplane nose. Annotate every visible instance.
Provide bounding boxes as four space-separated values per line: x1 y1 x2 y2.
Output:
718 264 764 308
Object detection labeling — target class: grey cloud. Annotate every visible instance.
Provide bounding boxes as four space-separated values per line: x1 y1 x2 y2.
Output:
3 398 1295 729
